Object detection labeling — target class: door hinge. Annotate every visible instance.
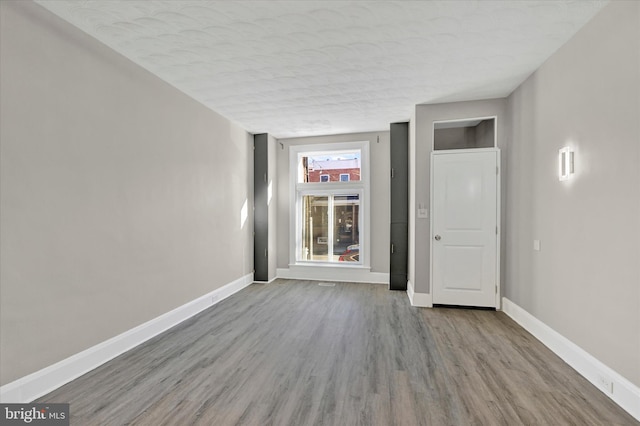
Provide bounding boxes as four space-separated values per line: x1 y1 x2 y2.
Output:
265 248 268 257
391 243 395 254
391 168 395 178
495 285 498 294
496 226 498 235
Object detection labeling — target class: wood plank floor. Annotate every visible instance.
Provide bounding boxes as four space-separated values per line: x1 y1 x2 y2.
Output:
38 279 637 425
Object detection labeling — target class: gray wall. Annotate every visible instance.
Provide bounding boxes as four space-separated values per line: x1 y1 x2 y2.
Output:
506 0 639 386
408 112 417 291
475 119 495 149
0 1 253 385
268 134 278 281
411 99 508 294
276 132 390 273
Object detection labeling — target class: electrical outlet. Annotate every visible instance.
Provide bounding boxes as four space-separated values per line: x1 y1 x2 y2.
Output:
596 374 613 394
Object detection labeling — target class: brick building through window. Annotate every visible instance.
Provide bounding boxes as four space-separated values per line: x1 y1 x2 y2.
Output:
307 158 360 182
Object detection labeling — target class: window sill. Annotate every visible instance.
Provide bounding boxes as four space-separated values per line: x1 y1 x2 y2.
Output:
289 262 371 270
278 263 386 284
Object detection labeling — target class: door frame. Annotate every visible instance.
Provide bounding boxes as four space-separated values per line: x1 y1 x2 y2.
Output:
429 147 501 308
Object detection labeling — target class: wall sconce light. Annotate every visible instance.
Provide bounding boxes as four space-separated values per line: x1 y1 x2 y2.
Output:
558 147 574 181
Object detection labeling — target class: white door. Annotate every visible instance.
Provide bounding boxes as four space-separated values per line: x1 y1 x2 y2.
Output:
431 149 499 308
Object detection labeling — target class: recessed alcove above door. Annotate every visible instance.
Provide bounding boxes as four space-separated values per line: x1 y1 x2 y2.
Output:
433 117 496 151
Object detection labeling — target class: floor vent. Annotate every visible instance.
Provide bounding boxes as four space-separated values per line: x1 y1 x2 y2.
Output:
318 282 336 287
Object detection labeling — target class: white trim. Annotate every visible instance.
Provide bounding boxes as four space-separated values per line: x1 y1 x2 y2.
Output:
406 279 432 307
0 273 254 404
495 149 501 309
276 267 387 284
502 297 640 422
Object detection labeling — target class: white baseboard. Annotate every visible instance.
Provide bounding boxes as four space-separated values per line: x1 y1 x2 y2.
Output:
0 273 254 404
502 297 640 422
407 280 432 307
276 266 388 284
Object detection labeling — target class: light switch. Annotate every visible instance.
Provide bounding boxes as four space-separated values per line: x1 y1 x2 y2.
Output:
417 204 428 219
533 240 541 251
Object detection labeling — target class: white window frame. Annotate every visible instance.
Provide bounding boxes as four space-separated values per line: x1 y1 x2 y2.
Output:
320 174 330 182
289 141 370 268
339 173 350 182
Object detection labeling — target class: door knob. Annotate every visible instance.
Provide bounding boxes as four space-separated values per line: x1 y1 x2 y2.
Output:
434 235 441 241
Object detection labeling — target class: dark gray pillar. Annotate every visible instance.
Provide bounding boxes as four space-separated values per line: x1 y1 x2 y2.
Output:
389 122 409 291
253 133 268 282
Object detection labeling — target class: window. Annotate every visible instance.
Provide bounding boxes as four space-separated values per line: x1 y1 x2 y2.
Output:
300 153 361 183
290 142 369 266
300 194 359 261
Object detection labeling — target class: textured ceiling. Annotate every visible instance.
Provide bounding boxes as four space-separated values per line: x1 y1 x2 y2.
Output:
34 1 607 138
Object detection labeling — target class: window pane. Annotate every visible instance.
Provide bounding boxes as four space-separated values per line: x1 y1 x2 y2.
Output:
300 151 360 182
335 195 360 262
301 195 328 261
